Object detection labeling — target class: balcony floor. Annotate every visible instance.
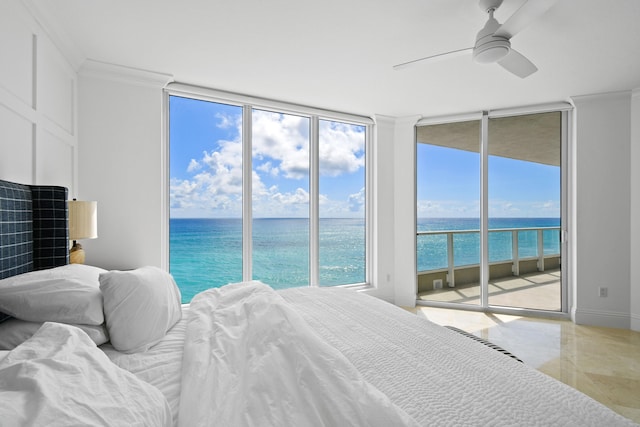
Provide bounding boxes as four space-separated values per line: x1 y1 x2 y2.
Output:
417 268 561 311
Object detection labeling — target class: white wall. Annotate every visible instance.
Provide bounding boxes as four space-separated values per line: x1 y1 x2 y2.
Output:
0 0 77 190
363 115 396 302
393 117 421 307
361 114 420 307
631 90 640 331
77 60 172 269
571 92 632 329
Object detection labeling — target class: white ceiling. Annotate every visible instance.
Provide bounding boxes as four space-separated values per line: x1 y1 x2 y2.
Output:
30 0 640 118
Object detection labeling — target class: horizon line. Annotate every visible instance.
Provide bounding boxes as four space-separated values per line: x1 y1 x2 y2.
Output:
169 216 560 220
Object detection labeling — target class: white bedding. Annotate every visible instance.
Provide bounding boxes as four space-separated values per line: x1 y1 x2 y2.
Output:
178 281 419 427
101 308 188 427
280 287 637 426
97 283 636 427
0 322 172 427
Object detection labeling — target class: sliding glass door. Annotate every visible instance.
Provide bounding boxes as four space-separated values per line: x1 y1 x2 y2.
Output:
487 112 563 311
416 109 567 314
416 120 481 306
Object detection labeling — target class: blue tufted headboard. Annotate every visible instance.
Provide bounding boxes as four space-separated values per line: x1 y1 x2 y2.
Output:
0 180 69 280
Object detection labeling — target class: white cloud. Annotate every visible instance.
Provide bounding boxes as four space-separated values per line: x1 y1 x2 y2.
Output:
215 112 238 130
256 161 279 177
171 109 366 218
417 199 480 218
251 187 310 218
539 200 558 210
417 198 560 219
170 178 199 209
252 111 310 179
489 199 560 218
271 187 309 205
319 121 365 177
187 159 201 173
348 187 365 212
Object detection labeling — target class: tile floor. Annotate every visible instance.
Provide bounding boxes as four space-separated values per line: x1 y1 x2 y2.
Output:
407 306 640 424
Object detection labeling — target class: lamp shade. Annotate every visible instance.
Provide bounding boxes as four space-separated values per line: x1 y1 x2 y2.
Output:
69 200 98 240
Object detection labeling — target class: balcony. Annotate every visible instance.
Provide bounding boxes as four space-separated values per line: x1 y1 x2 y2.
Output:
417 226 561 311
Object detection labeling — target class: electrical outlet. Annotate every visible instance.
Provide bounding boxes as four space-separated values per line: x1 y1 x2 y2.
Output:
598 287 608 297
433 279 443 290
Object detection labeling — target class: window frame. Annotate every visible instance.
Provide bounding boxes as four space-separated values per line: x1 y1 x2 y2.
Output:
162 84 373 290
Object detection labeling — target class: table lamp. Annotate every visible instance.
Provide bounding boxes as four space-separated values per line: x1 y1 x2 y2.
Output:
69 199 98 264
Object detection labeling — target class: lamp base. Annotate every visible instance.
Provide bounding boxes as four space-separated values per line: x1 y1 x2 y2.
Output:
70 242 86 264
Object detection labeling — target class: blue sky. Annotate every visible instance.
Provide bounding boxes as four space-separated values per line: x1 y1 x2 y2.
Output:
417 143 560 218
169 96 365 218
171 96 559 219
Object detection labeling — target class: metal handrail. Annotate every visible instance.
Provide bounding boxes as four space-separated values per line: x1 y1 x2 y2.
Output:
416 226 560 235
417 226 561 287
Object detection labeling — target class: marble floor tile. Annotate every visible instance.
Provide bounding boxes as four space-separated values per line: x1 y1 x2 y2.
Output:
409 306 640 424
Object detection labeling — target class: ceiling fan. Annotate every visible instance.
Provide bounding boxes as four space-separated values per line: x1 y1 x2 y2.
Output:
393 0 557 78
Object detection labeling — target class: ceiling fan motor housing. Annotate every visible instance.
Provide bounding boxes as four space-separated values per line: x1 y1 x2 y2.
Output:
473 36 510 63
473 11 510 63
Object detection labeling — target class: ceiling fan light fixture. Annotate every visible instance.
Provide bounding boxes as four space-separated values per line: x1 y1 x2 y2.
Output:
473 38 511 63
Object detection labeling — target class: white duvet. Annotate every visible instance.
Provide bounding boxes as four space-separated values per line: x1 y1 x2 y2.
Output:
281 287 638 427
178 281 419 427
0 322 172 427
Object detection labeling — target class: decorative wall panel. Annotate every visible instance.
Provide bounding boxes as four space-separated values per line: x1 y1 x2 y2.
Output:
0 104 33 183
0 5 33 108
0 0 77 194
36 129 73 189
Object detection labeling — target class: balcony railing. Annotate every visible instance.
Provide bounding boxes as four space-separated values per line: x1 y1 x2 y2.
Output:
417 226 561 288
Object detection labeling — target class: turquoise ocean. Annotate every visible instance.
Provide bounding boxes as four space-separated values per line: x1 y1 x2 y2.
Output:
170 217 560 303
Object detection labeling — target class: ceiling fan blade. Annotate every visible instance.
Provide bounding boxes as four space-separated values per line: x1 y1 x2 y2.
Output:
393 47 472 70
494 0 558 39
497 48 538 78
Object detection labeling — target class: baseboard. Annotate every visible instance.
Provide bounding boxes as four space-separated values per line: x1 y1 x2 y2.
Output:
631 312 640 332
573 308 631 329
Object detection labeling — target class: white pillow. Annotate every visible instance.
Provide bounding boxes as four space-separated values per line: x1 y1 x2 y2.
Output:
100 266 182 353
0 318 109 350
0 265 106 325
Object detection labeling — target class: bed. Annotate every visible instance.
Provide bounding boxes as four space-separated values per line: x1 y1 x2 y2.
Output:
0 178 636 426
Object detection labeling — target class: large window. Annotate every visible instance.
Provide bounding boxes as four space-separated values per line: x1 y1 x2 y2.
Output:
168 89 369 302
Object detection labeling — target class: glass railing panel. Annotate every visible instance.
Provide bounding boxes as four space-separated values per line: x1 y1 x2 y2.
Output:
518 229 538 258
543 228 561 256
417 233 448 272
453 231 480 267
488 230 512 263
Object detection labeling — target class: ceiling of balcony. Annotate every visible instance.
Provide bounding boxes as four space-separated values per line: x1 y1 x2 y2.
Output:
416 112 561 166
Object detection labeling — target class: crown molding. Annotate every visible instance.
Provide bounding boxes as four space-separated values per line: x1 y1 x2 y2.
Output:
373 114 396 125
79 59 173 89
571 90 633 105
